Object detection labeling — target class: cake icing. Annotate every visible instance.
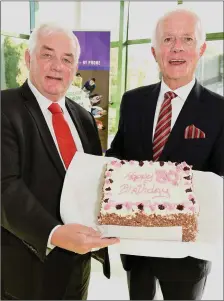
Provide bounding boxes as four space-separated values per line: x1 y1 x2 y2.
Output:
98 160 199 242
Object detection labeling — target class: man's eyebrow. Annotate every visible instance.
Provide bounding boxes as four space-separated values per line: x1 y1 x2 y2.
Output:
41 45 54 51
64 53 74 58
41 45 74 57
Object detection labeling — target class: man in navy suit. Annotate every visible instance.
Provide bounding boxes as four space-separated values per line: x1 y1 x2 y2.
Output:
106 8 224 300
1 23 119 300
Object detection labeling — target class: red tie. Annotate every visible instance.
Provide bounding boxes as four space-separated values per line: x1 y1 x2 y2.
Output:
153 91 177 161
48 103 77 169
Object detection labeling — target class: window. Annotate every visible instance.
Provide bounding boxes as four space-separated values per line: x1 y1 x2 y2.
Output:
1 1 30 34
180 2 224 33
196 40 223 96
126 44 160 91
108 48 119 139
35 2 80 29
80 2 120 41
128 1 178 40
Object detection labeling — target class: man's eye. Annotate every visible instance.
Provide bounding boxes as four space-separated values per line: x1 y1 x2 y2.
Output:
184 37 193 42
63 58 72 64
164 37 172 43
42 53 52 58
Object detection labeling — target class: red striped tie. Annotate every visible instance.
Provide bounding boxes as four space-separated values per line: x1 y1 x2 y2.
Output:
48 103 77 169
153 91 177 161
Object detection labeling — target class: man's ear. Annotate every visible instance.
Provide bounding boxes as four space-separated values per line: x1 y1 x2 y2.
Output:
25 49 31 70
151 47 157 62
199 42 206 57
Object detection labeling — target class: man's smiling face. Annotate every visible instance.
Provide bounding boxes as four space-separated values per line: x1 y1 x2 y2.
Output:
25 31 77 101
151 10 206 88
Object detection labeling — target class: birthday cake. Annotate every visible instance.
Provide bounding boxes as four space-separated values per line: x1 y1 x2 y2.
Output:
98 160 199 242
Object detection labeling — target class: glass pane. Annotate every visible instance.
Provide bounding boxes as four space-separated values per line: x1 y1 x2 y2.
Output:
108 48 119 140
126 44 160 91
196 40 224 96
80 1 120 41
35 2 79 29
1 1 30 34
1 35 29 89
180 2 224 33
128 1 178 40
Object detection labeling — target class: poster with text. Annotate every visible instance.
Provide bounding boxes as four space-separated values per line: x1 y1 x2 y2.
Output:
66 31 110 153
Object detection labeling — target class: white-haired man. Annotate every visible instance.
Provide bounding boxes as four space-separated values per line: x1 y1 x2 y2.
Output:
1 23 119 300
106 8 224 300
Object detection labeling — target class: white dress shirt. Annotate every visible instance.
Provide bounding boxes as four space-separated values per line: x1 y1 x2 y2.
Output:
28 79 84 252
152 77 196 140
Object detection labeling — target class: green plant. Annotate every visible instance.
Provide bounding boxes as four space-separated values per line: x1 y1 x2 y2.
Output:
4 36 28 88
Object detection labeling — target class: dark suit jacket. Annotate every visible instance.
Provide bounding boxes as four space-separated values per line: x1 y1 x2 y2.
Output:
106 80 224 279
1 81 110 300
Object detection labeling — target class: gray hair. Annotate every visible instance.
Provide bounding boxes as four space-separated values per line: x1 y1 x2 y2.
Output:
151 8 206 50
28 23 81 64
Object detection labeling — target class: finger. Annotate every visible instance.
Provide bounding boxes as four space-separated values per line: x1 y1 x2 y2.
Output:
75 224 101 236
101 237 120 246
89 237 120 249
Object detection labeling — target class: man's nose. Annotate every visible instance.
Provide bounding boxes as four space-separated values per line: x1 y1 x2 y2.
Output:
171 37 184 52
51 57 63 71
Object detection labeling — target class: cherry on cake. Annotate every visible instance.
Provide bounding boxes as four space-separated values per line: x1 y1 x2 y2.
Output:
98 160 199 242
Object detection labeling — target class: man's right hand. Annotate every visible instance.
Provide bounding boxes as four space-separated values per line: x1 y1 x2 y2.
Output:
51 223 119 254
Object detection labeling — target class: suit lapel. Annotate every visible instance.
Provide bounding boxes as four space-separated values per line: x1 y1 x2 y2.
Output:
65 99 90 153
142 82 161 159
160 81 204 160
21 81 65 178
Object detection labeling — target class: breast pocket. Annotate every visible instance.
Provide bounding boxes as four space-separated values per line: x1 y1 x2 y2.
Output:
181 138 212 167
183 138 210 147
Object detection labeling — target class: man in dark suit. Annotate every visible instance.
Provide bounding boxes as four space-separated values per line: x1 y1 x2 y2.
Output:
106 8 224 300
1 23 119 300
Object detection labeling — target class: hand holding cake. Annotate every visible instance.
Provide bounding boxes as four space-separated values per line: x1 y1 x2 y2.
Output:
51 223 119 254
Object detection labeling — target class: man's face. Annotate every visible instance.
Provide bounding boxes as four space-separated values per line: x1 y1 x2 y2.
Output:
89 80 95 86
25 32 78 101
151 12 206 86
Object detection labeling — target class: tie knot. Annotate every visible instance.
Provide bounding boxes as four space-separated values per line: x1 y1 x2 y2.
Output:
164 91 177 101
48 103 63 115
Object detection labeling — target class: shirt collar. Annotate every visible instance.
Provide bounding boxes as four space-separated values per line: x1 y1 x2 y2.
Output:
160 77 196 102
27 78 66 111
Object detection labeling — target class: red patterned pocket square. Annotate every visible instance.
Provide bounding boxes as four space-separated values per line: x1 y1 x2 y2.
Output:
184 124 206 139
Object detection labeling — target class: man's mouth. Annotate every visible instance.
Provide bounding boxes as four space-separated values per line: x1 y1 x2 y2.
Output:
169 59 186 65
46 76 62 81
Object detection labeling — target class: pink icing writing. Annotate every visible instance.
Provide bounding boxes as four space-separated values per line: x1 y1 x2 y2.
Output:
124 172 153 183
155 169 179 186
119 183 170 199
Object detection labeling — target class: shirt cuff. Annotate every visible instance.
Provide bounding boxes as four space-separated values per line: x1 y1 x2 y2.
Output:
46 225 61 254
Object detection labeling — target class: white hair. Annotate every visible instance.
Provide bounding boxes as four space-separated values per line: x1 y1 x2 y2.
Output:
28 22 81 64
151 8 206 50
